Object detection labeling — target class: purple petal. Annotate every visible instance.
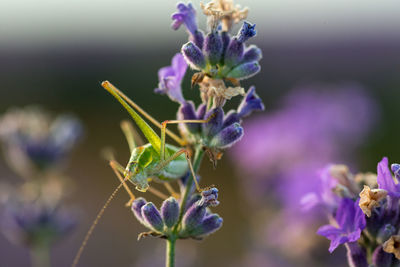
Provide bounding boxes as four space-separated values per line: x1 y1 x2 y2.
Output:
329 235 349 253
377 157 400 197
347 229 362 243
353 199 366 230
335 198 355 229
155 53 187 104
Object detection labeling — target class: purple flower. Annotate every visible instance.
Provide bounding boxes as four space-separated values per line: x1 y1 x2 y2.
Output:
237 86 265 118
155 53 187 104
171 3 198 35
317 198 366 253
377 157 400 198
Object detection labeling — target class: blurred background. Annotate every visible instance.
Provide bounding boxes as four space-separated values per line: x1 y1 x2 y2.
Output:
0 0 400 266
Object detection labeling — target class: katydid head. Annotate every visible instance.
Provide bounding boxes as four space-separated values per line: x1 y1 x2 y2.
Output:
123 144 157 192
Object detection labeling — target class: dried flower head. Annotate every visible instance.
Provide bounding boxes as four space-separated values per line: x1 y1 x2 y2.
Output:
383 235 400 260
200 0 248 31
359 185 387 217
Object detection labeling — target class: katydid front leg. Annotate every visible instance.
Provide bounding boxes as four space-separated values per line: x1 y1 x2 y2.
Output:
158 119 209 191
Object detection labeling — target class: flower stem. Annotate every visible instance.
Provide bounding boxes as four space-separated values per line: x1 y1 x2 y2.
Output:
30 243 50 267
166 145 204 267
166 237 176 267
176 146 205 227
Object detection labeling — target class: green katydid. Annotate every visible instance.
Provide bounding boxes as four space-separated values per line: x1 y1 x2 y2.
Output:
71 81 210 267
101 81 210 203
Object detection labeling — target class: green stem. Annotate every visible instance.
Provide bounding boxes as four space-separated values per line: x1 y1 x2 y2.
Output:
30 244 50 267
166 146 204 267
166 237 176 267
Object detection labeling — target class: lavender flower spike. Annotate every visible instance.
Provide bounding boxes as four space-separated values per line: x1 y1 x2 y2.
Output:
317 198 366 253
377 157 400 198
155 53 187 104
237 86 265 118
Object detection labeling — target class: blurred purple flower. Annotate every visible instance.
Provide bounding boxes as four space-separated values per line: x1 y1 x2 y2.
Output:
155 53 188 104
0 106 82 173
232 83 378 203
317 198 366 253
1 200 76 247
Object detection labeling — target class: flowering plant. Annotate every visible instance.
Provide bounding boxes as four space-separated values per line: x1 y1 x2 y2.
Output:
307 158 400 266
73 1 264 266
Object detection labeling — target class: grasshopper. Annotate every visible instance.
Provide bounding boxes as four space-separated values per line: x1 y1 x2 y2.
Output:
101 81 210 204
72 81 210 267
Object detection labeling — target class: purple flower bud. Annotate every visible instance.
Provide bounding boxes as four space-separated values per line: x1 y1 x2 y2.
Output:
199 187 220 207
237 86 265 118
391 163 400 179
222 111 240 128
242 45 262 64
204 31 223 65
161 197 179 228
346 242 368 267
171 3 198 35
189 214 223 237
372 246 393 267
237 21 256 43
189 30 205 49
202 107 224 138
181 42 206 70
182 204 206 232
131 198 147 222
178 101 200 133
227 61 261 80
224 38 244 67
210 123 244 149
141 202 164 232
